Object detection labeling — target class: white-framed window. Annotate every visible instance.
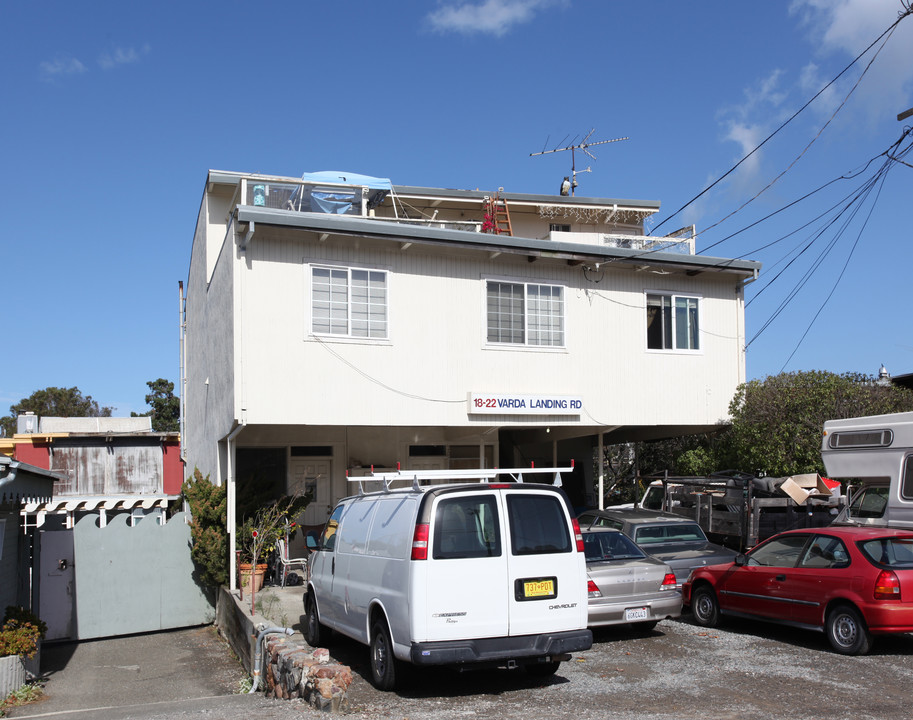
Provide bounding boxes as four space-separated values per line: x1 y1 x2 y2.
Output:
646 293 700 351
311 265 388 338
486 280 564 347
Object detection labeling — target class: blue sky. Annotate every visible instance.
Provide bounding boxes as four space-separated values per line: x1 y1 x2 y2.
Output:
3 0 912 419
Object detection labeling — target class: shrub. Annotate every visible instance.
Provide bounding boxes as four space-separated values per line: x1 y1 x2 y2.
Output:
182 468 228 588
0 607 46 659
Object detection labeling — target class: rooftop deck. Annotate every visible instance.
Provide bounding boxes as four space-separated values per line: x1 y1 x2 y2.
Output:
228 172 695 255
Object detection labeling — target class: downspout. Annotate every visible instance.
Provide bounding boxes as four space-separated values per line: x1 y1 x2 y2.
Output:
228 208 250 591
248 625 294 694
226 419 246 591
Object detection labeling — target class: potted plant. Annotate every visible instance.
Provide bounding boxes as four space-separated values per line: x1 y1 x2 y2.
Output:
237 495 309 595
0 606 47 698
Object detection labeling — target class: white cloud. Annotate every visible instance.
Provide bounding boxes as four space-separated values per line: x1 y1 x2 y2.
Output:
790 0 913 119
716 70 788 190
717 2 913 191
98 45 149 70
39 57 87 78
426 0 562 37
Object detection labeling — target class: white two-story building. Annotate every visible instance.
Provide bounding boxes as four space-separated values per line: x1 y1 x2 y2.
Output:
182 170 760 582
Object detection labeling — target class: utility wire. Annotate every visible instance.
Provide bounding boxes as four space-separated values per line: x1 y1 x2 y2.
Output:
648 7 912 239
313 335 464 404
776 170 890 370
745 131 912 356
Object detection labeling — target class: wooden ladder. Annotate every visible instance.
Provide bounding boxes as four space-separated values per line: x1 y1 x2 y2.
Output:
485 191 513 236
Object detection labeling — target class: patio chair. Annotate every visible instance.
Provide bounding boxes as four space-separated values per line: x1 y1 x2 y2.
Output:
276 538 308 587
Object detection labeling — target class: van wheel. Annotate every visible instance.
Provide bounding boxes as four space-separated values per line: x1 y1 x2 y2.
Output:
525 660 560 678
690 585 720 628
826 604 872 655
370 620 399 690
304 593 326 648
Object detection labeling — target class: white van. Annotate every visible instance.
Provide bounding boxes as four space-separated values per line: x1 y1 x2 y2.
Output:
303 465 592 690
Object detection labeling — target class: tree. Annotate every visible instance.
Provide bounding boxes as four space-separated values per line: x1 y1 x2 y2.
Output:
725 370 913 478
131 378 180 432
0 386 113 438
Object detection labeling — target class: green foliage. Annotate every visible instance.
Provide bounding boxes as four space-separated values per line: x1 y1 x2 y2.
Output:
1 681 44 713
182 469 228 588
0 386 113 438
0 607 46 659
637 429 729 477
237 494 311 567
676 446 717 476
726 371 913 478
632 371 913 482
131 378 180 432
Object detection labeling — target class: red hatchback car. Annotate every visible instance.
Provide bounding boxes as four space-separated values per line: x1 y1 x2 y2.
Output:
682 526 913 655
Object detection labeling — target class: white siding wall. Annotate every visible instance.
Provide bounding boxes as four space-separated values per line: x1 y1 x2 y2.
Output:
235 228 744 430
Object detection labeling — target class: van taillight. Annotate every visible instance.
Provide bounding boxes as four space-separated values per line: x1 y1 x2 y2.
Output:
411 523 429 560
874 569 901 600
572 519 585 552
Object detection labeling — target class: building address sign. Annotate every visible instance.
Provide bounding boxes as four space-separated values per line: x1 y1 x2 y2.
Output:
468 393 583 416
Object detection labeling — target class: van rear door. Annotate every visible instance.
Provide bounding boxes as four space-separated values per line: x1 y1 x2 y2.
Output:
503 489 587 635
419 490 510 641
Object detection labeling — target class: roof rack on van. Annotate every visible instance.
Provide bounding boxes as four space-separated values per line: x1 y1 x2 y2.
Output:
347 461 575 495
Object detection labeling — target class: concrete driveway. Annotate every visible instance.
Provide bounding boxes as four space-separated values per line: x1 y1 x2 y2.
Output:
7 626 262 719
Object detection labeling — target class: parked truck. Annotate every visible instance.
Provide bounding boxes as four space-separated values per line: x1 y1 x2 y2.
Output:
636 470 844 551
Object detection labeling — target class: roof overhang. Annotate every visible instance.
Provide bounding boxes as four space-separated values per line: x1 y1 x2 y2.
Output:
235 206 761 279
0 457 66 507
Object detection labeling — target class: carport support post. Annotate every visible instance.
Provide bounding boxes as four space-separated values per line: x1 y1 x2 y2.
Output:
226 420 246 592
598 433 604 509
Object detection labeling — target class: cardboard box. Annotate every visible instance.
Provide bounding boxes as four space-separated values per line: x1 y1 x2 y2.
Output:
778 474 831 505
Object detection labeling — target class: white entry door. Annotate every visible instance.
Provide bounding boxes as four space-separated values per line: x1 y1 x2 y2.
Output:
289 458 332 529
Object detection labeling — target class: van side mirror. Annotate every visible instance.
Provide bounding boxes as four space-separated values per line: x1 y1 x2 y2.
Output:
306 535 319 550
734 553 747 567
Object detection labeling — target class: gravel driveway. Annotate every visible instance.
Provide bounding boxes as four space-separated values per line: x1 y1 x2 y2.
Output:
17 617 913 719
336 617 913 720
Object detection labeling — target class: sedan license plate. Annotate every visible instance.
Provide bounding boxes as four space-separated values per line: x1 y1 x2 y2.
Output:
624 607 649 622
516 577 557 601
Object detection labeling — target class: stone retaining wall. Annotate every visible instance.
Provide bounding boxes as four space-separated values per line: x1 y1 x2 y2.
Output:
215 587 353 712
261 634 352 712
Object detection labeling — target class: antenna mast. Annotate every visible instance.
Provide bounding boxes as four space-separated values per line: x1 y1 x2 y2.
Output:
530 129 629 196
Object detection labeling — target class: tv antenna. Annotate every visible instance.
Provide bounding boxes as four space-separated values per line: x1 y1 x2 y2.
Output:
530 129 629 196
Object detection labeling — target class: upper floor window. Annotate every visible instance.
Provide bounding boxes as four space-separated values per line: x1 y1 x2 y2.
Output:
646 293 700 351
311 266 387 339
487 281 564 347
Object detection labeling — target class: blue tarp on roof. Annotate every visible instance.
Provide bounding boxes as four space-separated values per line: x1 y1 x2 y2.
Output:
299 171 393 191
294 171 393 214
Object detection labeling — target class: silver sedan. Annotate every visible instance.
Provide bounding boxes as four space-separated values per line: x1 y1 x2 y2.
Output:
582 527 683 631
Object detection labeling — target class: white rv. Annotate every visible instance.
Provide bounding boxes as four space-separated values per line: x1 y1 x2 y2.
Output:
822 411 913 529
304 465 592 690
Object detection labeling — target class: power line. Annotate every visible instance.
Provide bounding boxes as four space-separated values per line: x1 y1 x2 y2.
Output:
648 8 912 238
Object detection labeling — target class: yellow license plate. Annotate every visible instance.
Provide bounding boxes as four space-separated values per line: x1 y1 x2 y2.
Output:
524 578 555 598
